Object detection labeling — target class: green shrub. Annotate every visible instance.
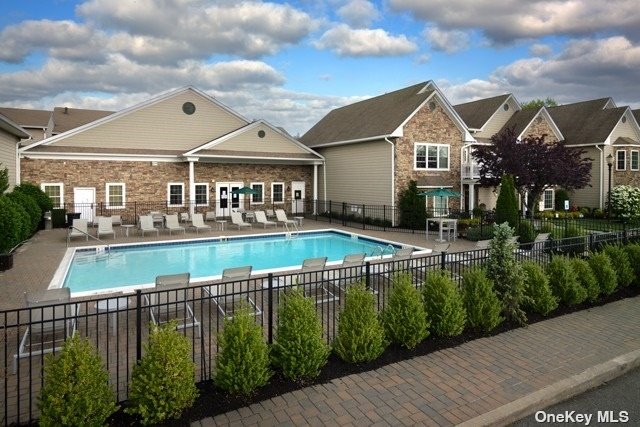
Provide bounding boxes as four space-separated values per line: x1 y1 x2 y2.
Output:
39 333 118 427
126 323 198 425
554 189 570 211
465 225 495 241
588 252 618 295
569 258 600 302
517 220 536 244
334 282 387 363
381 273 430 349
422 271 466 337
7 190 41 234
5 196 30 242
271 288 330 382
601 245 634 288
13 182 54 212
216 308 271 395
521 261 558 316
0 165 8 194
486 223 527 325
461 268 503 332
495 174 519 229
622 244 640 286
546 256 586 305
398 180 427 229
0 197 21 253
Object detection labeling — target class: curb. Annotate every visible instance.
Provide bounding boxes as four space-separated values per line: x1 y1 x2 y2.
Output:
459 348 640 427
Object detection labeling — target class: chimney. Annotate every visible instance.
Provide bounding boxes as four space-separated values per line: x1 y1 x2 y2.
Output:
64 107 68 114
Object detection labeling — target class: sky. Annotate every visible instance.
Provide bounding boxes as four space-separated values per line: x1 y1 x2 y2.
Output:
0 0 639 136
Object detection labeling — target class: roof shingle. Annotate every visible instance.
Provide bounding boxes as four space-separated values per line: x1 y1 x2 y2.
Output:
547 99 623 145
52 107 114 134
453 94 511 129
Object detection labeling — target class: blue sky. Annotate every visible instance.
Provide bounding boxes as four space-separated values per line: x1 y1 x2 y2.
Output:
0 0 639 135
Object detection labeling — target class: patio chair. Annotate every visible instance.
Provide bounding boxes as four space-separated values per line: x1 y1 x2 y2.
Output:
139 215 159 236
147 273 200 335
68 218 89 241
371 247 420 290
205 211 216 222
265 209 276 219
189 213 212 234
275 209 296 228
164 214 186 235
14 288 77 373
254 210 276 228
97 216 116 239
325 253 365 291
515 233 550 259
180 212 190 223
230 211 252 230
110 215 122 226
92 215 105 228
295 257 337 304
204 266 261 318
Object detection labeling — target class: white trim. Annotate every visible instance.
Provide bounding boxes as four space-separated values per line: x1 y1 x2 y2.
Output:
41 182 64 208
250 182 264 205
474 94 519 133
542 188 555 210
517 107 564 142
167 182 185 207
631 150 639 171
414 143 450 171
306 134 395 148
194 182 209 206
271 182 285 204
105 183 126 209
616 150 627 171
20 152 182 162
603 107 640 145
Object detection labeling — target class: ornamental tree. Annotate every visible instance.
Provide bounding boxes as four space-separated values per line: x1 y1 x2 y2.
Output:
473 128 592 218
609 185 640 220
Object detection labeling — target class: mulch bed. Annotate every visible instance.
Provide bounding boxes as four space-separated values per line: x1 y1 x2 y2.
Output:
109 285 640 426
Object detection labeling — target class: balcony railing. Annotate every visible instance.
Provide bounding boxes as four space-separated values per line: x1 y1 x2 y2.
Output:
462 162 481 179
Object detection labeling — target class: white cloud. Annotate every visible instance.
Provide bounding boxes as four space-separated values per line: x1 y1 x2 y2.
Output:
337 0 380 28
315 24 418 56
389 0 640 44
529 43 553 57
424 26 470 53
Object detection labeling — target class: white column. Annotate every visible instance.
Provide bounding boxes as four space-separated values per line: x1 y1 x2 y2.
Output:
313 164 318 214
188 160 195 217
469 183 475 214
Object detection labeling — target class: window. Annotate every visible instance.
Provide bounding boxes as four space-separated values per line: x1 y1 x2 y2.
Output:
194 183 208 206
272 183 284 204
631 150 639 171
167 183 184 206
543 189 554 210
251 182 264 204
41 183 63 208
415 144 449 170
433 196 449 217
616 150 626 170
106 183 125 209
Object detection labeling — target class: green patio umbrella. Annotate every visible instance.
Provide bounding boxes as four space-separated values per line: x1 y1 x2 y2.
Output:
231 186 259 195
418 188 461 198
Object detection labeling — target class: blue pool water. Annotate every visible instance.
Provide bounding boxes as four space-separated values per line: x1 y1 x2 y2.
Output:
62 231 404 293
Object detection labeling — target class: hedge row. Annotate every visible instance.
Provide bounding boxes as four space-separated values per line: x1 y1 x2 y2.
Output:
0 183 52 253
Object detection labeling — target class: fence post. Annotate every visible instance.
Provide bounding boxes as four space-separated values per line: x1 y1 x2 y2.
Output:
440 251 446 271
623 222 628 244
365 261 371 290
267 273 274 344
329 201 332 224
342 202 347 226
383 205 386 232
136 289 142 362
362 204 366 230
588 233 594 252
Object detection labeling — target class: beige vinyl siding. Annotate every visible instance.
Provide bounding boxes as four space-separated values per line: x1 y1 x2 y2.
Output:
51 91 246 151
475 98 518 138
316 140 393 206
0 130 18 192
477 187 498 210
609 113 640 142
212 124 309 155
570 146 602 208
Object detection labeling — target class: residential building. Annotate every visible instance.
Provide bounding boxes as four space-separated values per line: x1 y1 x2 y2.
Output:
0 113 29 192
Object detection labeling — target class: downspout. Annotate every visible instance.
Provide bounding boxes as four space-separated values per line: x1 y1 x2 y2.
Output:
385 137 395 226
596 145 604 209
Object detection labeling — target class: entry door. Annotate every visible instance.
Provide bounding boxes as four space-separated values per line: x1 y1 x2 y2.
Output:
73 187 95 222
215 182 243 218
291 181 305 214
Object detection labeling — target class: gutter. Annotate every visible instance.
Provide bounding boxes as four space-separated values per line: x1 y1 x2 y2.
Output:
385 137 395 226
596 145 604 209
310 134 393 149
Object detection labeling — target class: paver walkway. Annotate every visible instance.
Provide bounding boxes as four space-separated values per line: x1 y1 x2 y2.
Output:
194 295 640 426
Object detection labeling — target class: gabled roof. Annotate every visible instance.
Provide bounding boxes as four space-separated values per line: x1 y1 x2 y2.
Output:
632 109 640 124
0 107 50 129
0 112 30 139
498 106 564 142
51 107 113 134
453 94 512 129
547 98 625 145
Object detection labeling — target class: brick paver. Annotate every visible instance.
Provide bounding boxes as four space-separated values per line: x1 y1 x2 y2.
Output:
193 295 640 426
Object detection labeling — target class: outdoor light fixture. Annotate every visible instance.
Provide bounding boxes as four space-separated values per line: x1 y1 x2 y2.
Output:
607 153 614 217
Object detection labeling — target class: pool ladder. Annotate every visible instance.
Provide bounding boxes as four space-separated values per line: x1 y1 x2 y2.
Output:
370 244 396 259
284 221 299 239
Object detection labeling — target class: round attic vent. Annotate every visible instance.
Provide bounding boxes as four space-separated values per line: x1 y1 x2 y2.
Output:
258 130 266 138
503 104 509 111
536 116 543 123
622 116 627 123
428 101 436 111
182 102 196 115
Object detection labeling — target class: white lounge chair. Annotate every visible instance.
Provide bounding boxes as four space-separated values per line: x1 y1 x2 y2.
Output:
68 218 88 241
204 266 261 318
189 213 212 234
110 215 122 226
164 214 186 235
230 211 252 230
14 288 77 373
139 215 159 236
295 257 337 304
515 233 550 259
147 273 200 335
205 211 216 222
275 209 296 228
97 216 116 239
325 253 365 291
254 211 276 228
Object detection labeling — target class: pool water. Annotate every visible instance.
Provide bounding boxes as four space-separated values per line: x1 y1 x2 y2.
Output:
62 231 405 293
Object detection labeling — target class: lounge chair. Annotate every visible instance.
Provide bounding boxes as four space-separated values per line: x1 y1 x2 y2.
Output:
204 266 261 318
97 216 116 239
189 213 212 234
14 288 77 373
254 211 276 228
164 214 186 235
180 212 189 223
205 211 216 222
265 209 276 219
325 253 365 291
139 215 159 236
68 218 89 241
515 233 551 259
110 215 122 226
275 209 296 228
147 273 200 335
371 247 420 290
295 257 337 304
230 211 252 230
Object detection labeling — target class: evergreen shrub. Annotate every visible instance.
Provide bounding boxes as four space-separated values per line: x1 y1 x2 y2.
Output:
546 256 586 305
0 197 21 253
569 258 600 302
587 252 618 296
422 271 466 337
14 182 54 212
622 244 640 286
495 174 519 229
7 190 41 234
381 273 430 349
521 261 558 316
601 245 634 288
461 268 503 332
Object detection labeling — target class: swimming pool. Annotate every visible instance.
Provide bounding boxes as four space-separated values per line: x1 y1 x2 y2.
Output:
54 230 427 295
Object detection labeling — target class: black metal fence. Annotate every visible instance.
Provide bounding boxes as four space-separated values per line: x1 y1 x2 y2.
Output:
2 228 638 425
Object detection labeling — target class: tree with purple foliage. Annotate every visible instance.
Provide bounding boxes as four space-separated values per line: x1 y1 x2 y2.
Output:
473 128 592 218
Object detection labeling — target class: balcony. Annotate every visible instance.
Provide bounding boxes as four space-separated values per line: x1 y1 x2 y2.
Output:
462 162 481 179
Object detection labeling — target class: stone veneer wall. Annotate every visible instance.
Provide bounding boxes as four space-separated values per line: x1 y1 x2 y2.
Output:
395 99 463 209
20 158 313 205
522 117 559 142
